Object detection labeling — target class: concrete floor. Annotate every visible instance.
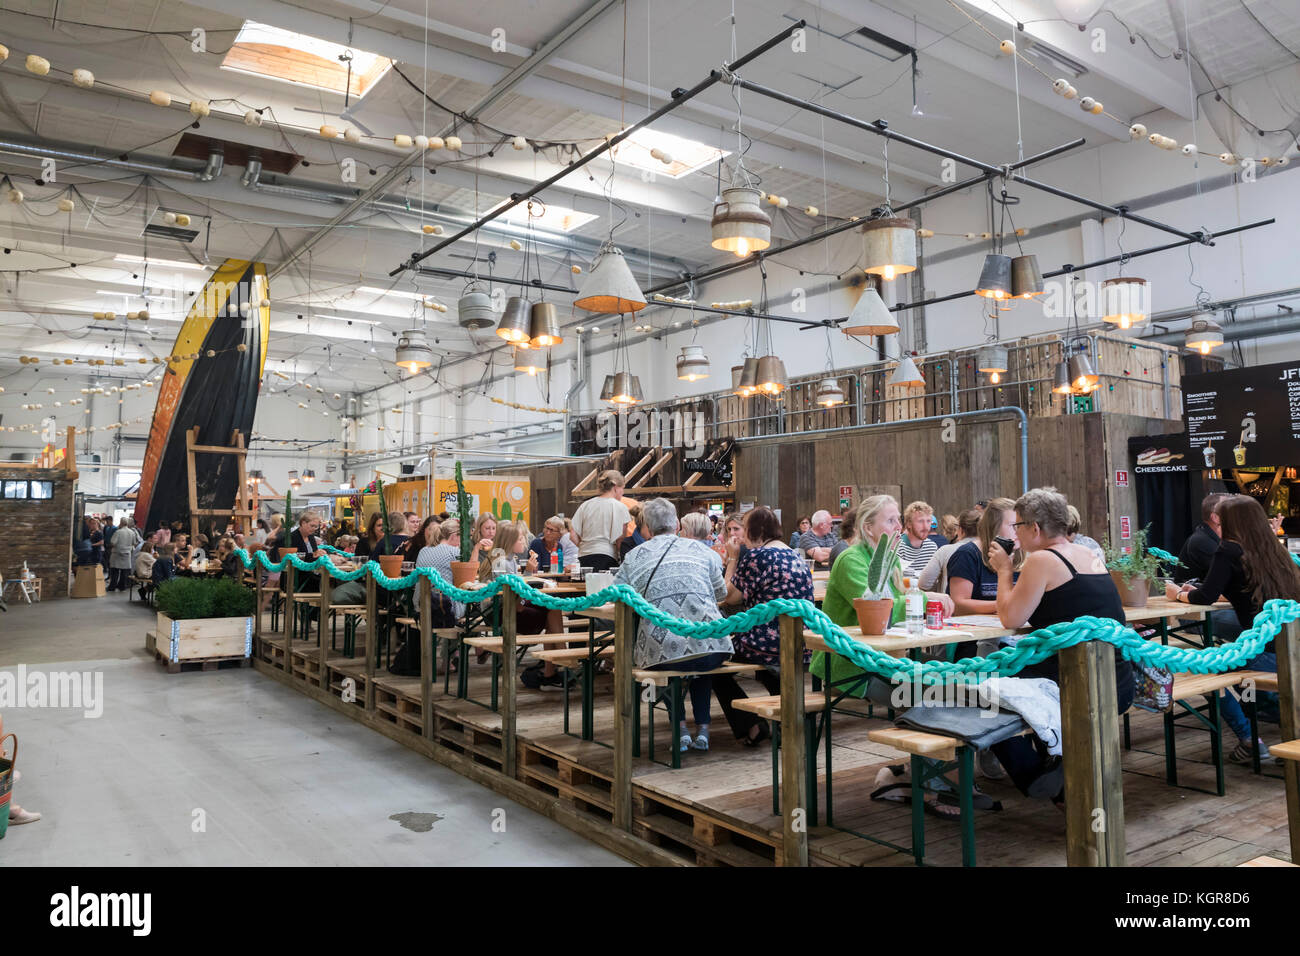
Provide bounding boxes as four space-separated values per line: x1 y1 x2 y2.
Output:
0 591 627 866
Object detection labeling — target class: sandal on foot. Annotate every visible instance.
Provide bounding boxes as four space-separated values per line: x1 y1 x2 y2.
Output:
870 764 911 803
923 796 962 820
742 723 771 748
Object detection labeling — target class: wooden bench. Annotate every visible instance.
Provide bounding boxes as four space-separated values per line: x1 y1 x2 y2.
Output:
629 663 764 769
867 726 977 867
732 695 829 819
1271 739 1300 763
329 605 367 657
129 575 155 606
1165 670 1275 793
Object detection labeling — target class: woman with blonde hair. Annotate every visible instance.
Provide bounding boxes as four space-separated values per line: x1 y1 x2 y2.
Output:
570 470 630 571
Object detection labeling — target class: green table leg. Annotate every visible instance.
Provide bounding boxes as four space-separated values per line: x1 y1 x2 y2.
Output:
581 658 595 741
910 754 925 866
1209 692 1225 797
771 721 781 815
958 748 976 867
805 713 818 827
490 652 500 712
669 678 682 770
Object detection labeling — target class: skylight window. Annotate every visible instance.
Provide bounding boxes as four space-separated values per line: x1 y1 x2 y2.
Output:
222 22 391 99
493 201 599 233
613 129 728 179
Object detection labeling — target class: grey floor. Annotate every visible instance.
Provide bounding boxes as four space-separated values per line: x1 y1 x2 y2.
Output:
0 591 627 866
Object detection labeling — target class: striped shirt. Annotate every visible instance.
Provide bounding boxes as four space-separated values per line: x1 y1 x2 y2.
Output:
897 534 939 578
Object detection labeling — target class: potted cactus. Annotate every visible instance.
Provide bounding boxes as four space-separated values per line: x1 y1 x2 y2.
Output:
853 533 902 634
450 461 478 586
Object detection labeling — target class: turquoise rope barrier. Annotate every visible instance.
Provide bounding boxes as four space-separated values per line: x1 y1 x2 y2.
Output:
234 547 1296 683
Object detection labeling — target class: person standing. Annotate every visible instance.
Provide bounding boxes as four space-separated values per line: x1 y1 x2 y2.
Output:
108 517 141 592
569 470 631 571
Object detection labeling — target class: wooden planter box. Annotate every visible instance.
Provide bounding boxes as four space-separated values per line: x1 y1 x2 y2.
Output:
151 613 253 669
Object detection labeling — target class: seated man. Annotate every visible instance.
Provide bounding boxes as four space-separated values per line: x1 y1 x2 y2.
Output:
152 544 177 585
795 510 838 567
1174 493 1225 584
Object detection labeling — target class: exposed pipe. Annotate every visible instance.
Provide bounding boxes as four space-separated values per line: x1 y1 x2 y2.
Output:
563 332 587 454
240 154 263 189
0 136 209 179
1145 312 1300 347
197 147 224 183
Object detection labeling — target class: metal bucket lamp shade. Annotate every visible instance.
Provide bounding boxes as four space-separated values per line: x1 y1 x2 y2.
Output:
1010 254 1044 298
514 347 545 376
599 374 616 403
573 245 646 314
1051 361 1073 395
676 345 710 382
1185 317 1224 355
1100 277 1149 330
457 291 495 330
842 285 899 336
246 469 263 485
1068 351 1100 392
528 302 563 347
736 357 760 396
710 186 772 258
974 254 1013 300
815 378 846 406
609 371 643 405
495 295 532 343
395 328 434 372
755 355 788 396
862 217 917 281
976 344 1010 384
887 354 925 391
730 364 745 393
302 469 316 481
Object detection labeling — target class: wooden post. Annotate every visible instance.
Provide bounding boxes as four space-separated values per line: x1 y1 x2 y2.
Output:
420 576 434 739
283 559 297 673
364 571 377 712
186 426 200 542
612 600 637 831
501 588 519 778
254 554 264 641
1278 619 1300 862
779 614 808 867
317 559 332 684
1059 641 1126 866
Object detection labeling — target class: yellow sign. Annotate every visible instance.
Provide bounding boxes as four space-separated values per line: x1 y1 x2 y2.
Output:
336 475 530 527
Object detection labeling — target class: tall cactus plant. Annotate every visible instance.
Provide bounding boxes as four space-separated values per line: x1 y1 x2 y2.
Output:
454 460 472 562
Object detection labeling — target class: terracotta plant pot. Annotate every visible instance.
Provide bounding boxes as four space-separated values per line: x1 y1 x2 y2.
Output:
377 554 404 579
853 597 895 635
451 560 478 587
1110 570 1150 608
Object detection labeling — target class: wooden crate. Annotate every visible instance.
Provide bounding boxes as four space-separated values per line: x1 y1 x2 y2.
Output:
154 613 251 662
1094 335 1180 419
145 630 251 674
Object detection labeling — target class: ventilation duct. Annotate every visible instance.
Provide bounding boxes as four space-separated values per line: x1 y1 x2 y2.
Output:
240 153 263 189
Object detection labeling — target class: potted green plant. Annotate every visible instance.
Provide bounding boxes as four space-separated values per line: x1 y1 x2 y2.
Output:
1104 525 1163 608
450 460 477 586
853 533 902 634
150 577 256 671
372 475 403 578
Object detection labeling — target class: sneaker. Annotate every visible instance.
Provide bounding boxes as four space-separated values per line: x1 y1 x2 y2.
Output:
692 734 710 751
537 670 567 692
1026 755 1065 800
8 807 40 825
520 664 544 690
680 734 693 753
978 749 1007 780
1228 739 1269 765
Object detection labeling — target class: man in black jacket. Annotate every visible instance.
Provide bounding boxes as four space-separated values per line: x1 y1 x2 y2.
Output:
1174 493 1225 583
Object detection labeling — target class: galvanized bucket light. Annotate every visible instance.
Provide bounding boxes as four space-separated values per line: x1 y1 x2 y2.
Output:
514 346 545 376
599 374 616 403
1100 276 1149 330
736 356 760 396
1010 254 1045 298
609 371 643 405
528 301 563 347
710 186 772 258
1052 360 1073 395
1068 351 1100 392
755 355 788 396
861 217 918 281
495 295 532 344
1185 316 1224 355
574 244 647 314
676 345 710 382
976 344 1010 384
815 378 846 406
974 254 1013 300
457 291 495 330
395 327 434 372
842 285 899 336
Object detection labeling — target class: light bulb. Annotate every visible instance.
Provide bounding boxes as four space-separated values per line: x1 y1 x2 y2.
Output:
1200 342 1210 355
1119 315 1130 330
735 236 749 258
990 371 1000 384
882 264 896 281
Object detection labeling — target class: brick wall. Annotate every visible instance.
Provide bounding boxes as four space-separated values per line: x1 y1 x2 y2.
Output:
0 466 76 599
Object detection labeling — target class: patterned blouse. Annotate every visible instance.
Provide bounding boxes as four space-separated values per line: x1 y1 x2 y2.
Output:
731 544 815 666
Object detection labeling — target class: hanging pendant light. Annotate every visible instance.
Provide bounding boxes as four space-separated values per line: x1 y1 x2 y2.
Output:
1100 277 1149 330
528 302 562 347
609 371 643 405
676 345 710 381
302 469 316 482
1185 316 1224 355
395 328 434 372
862 217 918 281
736 357 760 396
730 364 745 393
599 374 616 402
755 355 787 396
1010 255 1045 298
815 378 846 406
887 354 925 391
495 296 532 343
514 347 545 376
1052 361 1073 395
457 291 495 330
975 254 1013 300
710 186 772 258
842 284 899 336
574 244 646 314
1068 351 1100 392
977 344 1010 385
246 469 263 485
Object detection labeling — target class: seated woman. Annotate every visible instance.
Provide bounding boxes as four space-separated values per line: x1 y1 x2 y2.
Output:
714 506 814 745
475 521 564 685
355 513 386 558
815 495 953 698
1167 494 1297 764
152 543 177 585
469 512 498 567
986 486 1134 803
615 498 733 752
947 497 1019 616
217 538 242 580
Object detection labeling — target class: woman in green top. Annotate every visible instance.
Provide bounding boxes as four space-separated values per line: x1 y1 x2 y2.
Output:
815 495 954 696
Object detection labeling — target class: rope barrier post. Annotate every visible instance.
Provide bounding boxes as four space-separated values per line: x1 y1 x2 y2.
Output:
779 613 809 867
1059 640 1126 866
501 587 519 778
254 555 263 644
612 599 637 831
317 562 332 685
364 570 377 712
420 576 434 740
1278 617 1300 862
284 559 297 674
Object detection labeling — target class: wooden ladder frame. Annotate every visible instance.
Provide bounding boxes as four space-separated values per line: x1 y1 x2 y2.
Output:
186 427 256 539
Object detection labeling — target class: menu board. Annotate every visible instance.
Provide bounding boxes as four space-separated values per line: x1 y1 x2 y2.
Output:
1182 359 1300 468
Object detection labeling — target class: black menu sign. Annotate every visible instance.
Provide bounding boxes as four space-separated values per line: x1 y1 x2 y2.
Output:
1182 359 1300 468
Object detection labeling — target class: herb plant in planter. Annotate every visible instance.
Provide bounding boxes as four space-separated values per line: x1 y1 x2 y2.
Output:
1104 525 1164 608
151 577 256 671
853 533 902 634
450 461 478 586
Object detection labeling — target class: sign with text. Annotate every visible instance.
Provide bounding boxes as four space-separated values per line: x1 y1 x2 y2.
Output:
1114 470 1129 487
1120 515 1131 539
1183 360 1300 467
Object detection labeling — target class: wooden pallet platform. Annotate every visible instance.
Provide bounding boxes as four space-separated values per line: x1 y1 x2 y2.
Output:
145 630 252 674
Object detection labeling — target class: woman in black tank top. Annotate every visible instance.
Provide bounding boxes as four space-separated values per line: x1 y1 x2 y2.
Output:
985 489 1134 802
